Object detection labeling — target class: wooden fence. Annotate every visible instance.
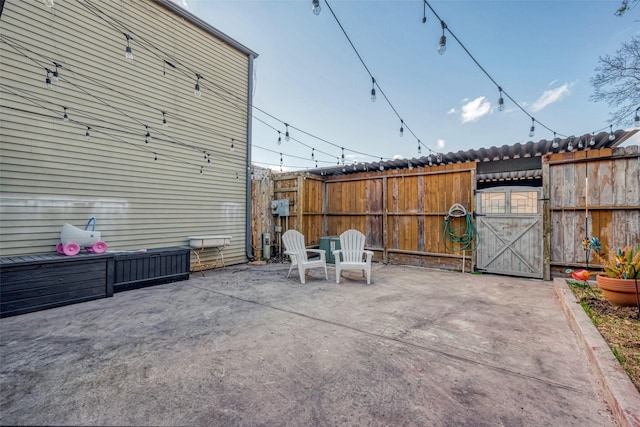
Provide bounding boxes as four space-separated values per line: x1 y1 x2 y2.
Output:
545 146 640 274
252 147 639 277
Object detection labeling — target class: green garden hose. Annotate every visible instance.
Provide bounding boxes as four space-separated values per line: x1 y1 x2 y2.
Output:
443 203 479 252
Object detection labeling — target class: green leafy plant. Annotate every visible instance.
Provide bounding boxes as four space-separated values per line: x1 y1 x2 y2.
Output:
593 244 640 279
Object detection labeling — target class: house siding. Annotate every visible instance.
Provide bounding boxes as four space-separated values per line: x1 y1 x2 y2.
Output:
0 0 253 267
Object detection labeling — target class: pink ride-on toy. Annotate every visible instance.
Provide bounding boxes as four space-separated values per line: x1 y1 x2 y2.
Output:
56 217 108 256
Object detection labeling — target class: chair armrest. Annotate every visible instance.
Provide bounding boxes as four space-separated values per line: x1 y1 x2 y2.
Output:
306 249 326 261
332 249 343 263
364 250 374 263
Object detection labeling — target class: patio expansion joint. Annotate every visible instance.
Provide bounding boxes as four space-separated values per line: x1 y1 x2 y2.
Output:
187 282 586 394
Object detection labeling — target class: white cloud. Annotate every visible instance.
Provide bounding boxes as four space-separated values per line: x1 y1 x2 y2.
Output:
460 96 492 123
531 83 572 112
436 139 445 149
392 154 404 160
168 0 189 10
447 108 457 115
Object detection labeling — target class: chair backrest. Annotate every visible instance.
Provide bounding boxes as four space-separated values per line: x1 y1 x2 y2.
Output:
282 229 308 262
339 229 366 263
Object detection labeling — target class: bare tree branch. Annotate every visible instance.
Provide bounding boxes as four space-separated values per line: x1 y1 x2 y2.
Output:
590 35 640 126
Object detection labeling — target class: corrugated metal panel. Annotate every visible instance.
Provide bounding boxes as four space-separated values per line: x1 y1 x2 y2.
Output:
306 130 638 177
0 0 251 267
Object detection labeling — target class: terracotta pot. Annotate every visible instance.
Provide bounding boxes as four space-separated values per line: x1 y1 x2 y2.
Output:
596 274 640 307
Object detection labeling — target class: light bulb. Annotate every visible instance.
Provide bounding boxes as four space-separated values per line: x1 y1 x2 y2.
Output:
371 87 376 102
635 109 640 128
438 35 446 55
230 139 235 152
125 46 133 61
379 158 384 171
428 156 433 166
63 108 69 122
162 112 168 127
529 118 535 138
578 139 584 149
312 0 321 15
567 141 573 151
498 87 504 111
52 69 59 81
45 69 52 89
277 132 282 145
43 0 54 7
399 120 404 137
285 124 290 142
418 144 422 154
154 153 158 161
194 82 201 97
85 127 91 140
589 133 596 146
608 125 615 141
408 162 413 171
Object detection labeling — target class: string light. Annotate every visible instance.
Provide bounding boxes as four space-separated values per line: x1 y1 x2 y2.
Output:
315 160 318 168
230 138 235 152
635 107 640 128
608 124 615 141
200 166 203 174
85 126 91 140
284 123 290 141
43 0 54 8
312 0 321 15
577 138 584 149
567 137 573 151
422 1 427 23
52 62 61 81
497 87 504 111
370 77 376 102
341 147 345 161
437 21 447 55
379 157 384 171
528 117 535 138
154 152 158 161
417 141 422 154
277 130 282 145
162 111 167 127
437 153 442 163
552 132 559 149
45 68 52 89
589 132 596 147
62 107 68 122
399 119 404 137
144 125 151 143
194 73 202 97
124 34 133 61
428 156 433 166
311 148 315 160
408 161 413 170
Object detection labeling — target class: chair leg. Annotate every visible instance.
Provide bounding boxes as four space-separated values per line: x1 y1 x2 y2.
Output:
335 266 341 284
323 264 328 280
287 262 294 278
298 264 306 284
366 269 371 285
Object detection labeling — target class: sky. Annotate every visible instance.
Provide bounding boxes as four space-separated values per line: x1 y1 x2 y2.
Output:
171 0 639 171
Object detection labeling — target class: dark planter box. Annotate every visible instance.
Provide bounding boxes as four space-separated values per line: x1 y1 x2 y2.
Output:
0 253 114 318
113 247 190 292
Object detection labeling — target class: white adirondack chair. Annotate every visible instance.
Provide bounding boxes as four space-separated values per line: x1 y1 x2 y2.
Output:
282 229 328 284
333 229 374 284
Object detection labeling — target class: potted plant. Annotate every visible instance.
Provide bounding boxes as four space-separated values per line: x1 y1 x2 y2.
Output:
593 244 640 312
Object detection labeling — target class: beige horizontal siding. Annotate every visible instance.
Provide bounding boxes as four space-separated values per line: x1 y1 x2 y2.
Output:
0 0 254 266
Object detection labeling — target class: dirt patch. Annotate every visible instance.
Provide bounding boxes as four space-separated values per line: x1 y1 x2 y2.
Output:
568 281 640 393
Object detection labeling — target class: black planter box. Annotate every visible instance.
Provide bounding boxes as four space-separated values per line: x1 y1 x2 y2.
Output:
0 253 114 318
113 247 190 292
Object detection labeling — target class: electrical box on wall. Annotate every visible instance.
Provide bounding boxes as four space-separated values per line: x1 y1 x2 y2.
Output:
270 201 278 215
277 199 289 216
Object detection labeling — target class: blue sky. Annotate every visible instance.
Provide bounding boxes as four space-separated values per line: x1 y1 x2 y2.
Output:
173 0 639 171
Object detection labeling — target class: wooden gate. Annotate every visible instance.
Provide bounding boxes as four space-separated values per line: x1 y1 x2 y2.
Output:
475 186 543 278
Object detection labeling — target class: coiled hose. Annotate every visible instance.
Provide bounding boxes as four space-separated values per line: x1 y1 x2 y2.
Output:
443 203 479 252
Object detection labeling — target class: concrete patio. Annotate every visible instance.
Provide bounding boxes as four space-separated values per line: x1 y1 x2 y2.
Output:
0 264 618 426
